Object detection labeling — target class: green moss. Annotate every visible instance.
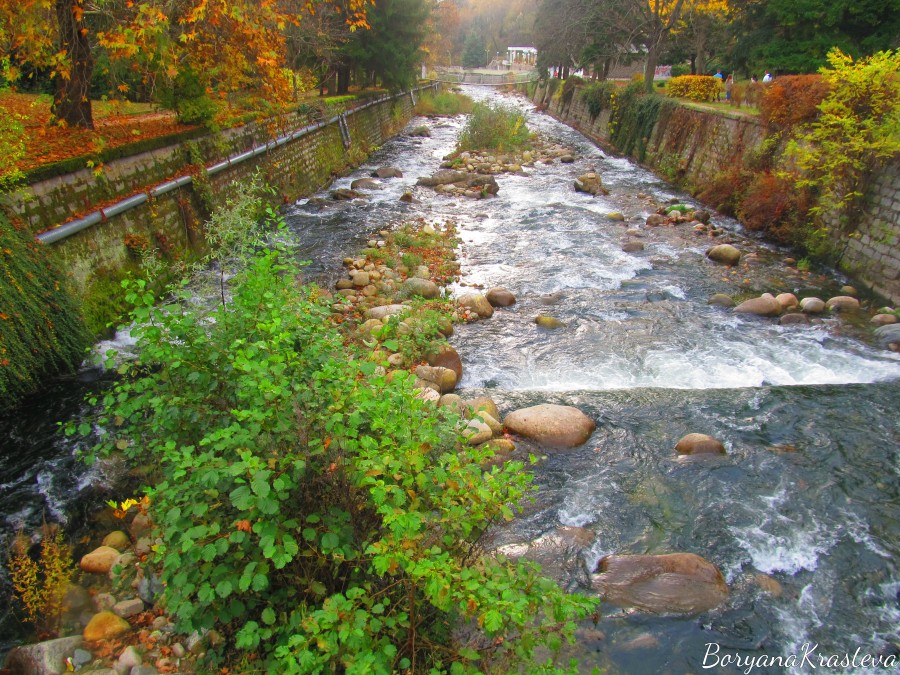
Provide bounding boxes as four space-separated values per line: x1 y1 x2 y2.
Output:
0 213 91 409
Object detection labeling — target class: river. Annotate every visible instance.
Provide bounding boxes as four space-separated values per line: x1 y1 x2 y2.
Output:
2 85 899 671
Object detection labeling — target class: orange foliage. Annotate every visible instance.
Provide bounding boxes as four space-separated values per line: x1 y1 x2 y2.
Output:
759 75 830 130
0 92 195 173
737 171 813 245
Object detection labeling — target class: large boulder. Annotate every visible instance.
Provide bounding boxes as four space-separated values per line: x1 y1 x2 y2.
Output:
706 244 741 266
101 530 130 552
4 636 84 675
592 553 729 615
775 293 799 310
874 323 900 347
733 294 782 317
83 611 130 642
458 293 494 319
415 365 457 394
427 345 463 381
416 170 469 187
486 287 516 307
350 178 382 191
373 166 403 179
826 295 861 312
503 404 595 449
463 174 500 195
574 173 607 196
674 433 725 455
364 304 405 321
80 546 121 575
330 188 362 201
402 278 440 299
800 297 826 314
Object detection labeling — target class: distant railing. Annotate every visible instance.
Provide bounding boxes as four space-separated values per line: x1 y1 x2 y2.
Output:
432 68 538 87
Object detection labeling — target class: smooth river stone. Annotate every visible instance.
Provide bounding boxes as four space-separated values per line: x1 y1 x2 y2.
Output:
503 404 595 449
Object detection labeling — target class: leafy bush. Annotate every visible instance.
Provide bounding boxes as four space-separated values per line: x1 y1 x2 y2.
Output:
168 67 217 125
415 91 474 116
737 170 813 247
80 188 596 672
759 74 830 129
609 83 674 161
456 102 531 153
786 49 900 226
8 525 74 638
560 76 585 107
667 75 721 102
0 214 90 408
581 81 616 120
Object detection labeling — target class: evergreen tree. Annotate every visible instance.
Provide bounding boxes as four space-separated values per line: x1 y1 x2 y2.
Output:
462 31 488 68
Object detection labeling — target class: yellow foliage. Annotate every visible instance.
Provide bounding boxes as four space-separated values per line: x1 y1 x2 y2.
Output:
8 526 74 639
667 75 721 102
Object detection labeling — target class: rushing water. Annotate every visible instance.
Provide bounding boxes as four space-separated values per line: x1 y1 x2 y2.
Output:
2 86 899 670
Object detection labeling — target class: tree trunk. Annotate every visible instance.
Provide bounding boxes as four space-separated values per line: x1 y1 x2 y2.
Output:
52 0 94 129
644 42 661 94
336 66 351 95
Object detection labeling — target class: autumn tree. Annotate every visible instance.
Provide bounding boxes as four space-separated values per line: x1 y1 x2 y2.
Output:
0 0 371 129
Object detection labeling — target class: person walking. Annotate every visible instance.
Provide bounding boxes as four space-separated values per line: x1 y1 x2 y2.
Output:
725 74 734 101
763 71 773 83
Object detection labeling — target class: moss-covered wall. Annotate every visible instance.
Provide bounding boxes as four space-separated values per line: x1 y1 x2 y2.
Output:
524 81 900 304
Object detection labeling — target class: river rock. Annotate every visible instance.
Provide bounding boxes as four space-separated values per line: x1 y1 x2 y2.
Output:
427 345 463 381
779 313 810 326
775 293 799 310
330 188 361 201
415 387 441 403
399 192 416 203
592 553 729 614
874 323 900 347
458 293 494 319
474 411 503 436
408 125 431 137
4 636 84 675
350 178 382 191
415 365 457 394
706 244 741 266
607 212 625 222
752 573 783 597
486 287 516 307
373 166 403 179
463 419 493 446
694 209 711 224
734 295 782 317
621 241 644 253
466 396 500 422
438 394 465 415
112 597 144 619
481 438 516 454
101 530 130 551
674 433 726 455
871 313 898 326
116 645 143 673
495 526 593 580
645 214 667 227
402 278 440 299
83 611 130 642
574 173 607 196
800 297 825 314
464 174 500 195
365 304 405 321
351 271 370 287
840 285 858 297
80 546 121 574
708 293 735 307
535 315 565 329
560 154 576 163
826 295 860 311
503 404 595 449
416 170 469 187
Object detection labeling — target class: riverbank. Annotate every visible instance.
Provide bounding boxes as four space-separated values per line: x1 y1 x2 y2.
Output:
521 79 900 305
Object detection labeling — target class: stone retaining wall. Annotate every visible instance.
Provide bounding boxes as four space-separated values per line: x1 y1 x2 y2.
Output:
525 82 900 303
2 88 430 293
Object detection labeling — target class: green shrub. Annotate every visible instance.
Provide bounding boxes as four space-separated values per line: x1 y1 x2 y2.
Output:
415 91 474 116
666 75 721 102
581 81 616 120
78 188 596 672
0 214 90 409
456 102 531 153
167 68 217 125
560 76 585 107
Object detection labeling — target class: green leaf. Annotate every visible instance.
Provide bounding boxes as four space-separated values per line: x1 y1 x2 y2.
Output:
261 607 276 625
215 580 233 599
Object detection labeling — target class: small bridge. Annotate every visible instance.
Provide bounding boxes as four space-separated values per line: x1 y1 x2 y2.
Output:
431 68 539 87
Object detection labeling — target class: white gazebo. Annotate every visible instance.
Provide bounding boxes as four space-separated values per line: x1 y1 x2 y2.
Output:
506 47 537 67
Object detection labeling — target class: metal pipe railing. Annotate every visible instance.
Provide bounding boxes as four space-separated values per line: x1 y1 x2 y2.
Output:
36 83 438 245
